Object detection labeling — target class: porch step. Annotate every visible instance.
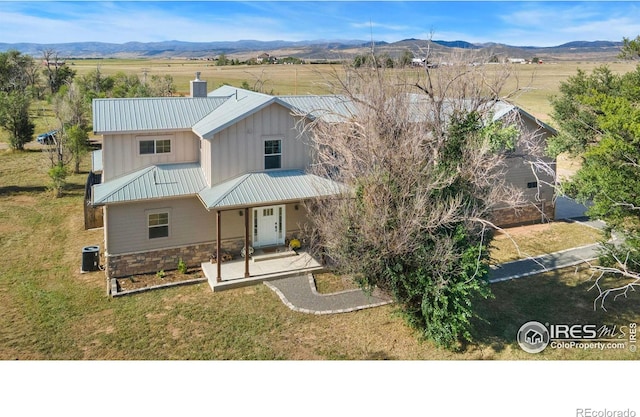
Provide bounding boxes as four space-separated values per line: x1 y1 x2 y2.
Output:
252 249 297 262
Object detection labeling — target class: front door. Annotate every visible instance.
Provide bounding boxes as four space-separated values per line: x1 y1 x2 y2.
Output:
253 205 285 247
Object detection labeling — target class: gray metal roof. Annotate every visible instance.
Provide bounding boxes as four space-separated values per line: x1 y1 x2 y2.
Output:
193 92 277 139
92 163 207 205
278 95 357 123
198 169 344 210
92 97 227 134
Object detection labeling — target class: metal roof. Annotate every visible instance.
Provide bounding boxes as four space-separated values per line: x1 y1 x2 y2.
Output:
92 163 207 205
92 97 227 134
198 169 344 210
193 92 277 139
278 95 357 123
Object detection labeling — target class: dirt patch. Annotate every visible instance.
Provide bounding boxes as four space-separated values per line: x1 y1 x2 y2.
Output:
117 268 204 292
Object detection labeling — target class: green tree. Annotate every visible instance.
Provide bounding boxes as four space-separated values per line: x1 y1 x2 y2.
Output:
41 50 76 95
65 124 90 174
0 50 38 93
216 53 228 66
399 49 414 67
549 62 640 307
47 162 68 198
0 92 35 150
619 35 640 60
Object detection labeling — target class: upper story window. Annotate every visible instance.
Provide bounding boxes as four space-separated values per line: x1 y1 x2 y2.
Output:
264 139 282 170
139 138 171 155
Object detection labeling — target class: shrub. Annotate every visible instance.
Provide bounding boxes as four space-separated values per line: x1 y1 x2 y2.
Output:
177 258 187 274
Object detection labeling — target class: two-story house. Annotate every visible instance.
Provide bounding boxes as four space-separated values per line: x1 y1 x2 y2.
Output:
91 73 556 290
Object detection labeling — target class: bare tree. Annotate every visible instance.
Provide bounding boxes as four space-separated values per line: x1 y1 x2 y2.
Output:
294 57 548 348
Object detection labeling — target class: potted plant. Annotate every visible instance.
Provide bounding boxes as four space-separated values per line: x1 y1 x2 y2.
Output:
289 238 301 252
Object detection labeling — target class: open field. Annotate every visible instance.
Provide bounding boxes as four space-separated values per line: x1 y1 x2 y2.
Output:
0 148 638 360
67 58 639 122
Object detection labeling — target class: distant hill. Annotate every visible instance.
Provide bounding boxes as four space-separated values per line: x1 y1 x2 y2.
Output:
0 39 623 61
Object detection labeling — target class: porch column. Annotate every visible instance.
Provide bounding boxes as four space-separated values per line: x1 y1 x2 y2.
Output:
244 207 250 278
216 210 221 282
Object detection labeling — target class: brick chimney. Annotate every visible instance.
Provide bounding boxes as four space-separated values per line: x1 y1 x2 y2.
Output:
190 72 207 98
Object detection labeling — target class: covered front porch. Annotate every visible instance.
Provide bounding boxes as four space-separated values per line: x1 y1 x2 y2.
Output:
202 249 324 291
198 169 343 291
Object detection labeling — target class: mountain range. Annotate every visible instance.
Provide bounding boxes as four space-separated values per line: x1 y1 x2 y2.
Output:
0 39 624 61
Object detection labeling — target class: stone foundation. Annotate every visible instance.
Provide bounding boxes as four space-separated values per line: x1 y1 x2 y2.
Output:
491 202 555 228
106 240 242 278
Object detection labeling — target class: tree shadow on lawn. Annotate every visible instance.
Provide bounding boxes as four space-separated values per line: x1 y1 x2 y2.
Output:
470 267 639 353
0 182 85 197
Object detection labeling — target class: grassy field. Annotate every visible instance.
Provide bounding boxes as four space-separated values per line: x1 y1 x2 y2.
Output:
67 58 639 122
1 58 638 360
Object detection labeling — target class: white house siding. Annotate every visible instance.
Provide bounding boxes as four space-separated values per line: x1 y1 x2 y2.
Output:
208 103 312 184
102 130 200 181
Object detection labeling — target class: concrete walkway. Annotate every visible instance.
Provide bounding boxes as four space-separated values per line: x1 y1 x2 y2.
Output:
265 218 610 315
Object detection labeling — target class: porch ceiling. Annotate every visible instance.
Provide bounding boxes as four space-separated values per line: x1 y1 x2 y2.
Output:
198 169 344 210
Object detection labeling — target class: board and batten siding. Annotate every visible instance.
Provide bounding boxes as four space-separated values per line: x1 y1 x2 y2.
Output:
106 197 242 255
207 103 312 185
200 137 212 187
102 130 200 181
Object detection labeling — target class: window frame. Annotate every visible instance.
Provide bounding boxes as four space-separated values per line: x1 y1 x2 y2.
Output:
263 137 282 170
137 136 173 156
147 210 170 240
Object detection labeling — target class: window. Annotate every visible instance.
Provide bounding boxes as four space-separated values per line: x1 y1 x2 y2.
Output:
148 212 169 239
527 181 538 189
139 138 171 155
264 139 282 169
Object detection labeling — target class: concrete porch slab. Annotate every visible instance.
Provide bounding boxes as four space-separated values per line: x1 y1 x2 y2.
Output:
202 250 324 291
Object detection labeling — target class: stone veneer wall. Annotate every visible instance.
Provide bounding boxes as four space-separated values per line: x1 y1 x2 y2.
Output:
492 202 555 228
106 240 242 278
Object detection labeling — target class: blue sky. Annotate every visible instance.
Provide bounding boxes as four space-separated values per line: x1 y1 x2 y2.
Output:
1 1 639 47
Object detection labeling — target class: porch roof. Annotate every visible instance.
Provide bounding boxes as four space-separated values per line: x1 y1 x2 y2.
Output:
198 169 344 210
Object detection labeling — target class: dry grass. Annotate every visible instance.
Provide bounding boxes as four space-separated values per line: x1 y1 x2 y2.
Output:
1 60 637 360
490 221 603 264
313 272 359 294
66 59 639 121
0 149 637 359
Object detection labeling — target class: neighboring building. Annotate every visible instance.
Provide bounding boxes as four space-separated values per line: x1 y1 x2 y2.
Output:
256 53 277 64
90 73 556 284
